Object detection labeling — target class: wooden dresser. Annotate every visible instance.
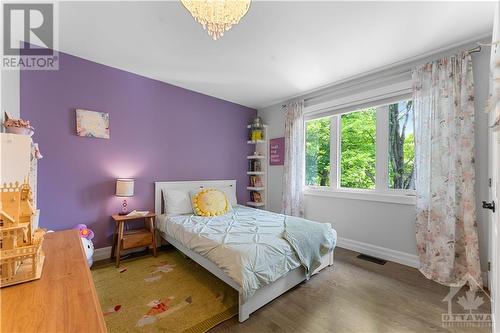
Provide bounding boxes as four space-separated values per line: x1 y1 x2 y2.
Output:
1 230 107 333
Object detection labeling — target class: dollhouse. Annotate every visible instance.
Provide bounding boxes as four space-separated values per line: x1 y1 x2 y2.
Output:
0 133 45 287
0 181 45 287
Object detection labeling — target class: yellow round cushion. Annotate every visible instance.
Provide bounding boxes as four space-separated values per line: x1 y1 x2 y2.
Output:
192 189 229 217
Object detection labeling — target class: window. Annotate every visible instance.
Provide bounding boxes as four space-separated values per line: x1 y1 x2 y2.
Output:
304 99 415 195
340 108 376 189
388 100 415 190
305 117 330 186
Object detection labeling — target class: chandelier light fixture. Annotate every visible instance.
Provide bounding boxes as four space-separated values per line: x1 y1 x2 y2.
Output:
181 0 251 40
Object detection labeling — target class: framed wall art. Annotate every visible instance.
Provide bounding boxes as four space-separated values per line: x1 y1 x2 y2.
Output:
76 109 110 139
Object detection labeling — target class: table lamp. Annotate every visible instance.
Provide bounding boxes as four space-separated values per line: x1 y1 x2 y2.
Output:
115 178 134 215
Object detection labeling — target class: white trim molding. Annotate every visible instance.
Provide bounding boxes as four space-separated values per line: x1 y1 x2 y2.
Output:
93 245 154 262
335 237 489 287
336 236 420 268
93 246 112 262
304 80 412 118
304 187 416 205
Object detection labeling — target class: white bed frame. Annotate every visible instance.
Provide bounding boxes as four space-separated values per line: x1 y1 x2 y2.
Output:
154 180 334 322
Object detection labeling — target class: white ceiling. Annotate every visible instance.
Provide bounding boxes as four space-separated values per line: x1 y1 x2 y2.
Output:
58 1 494 109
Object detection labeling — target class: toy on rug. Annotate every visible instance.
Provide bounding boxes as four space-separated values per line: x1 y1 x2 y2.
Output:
74 224 94 267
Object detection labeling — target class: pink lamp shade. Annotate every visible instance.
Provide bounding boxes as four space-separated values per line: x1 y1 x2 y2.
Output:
115 178 134 197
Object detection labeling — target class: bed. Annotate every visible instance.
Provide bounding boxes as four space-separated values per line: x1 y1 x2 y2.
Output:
154 180 336 322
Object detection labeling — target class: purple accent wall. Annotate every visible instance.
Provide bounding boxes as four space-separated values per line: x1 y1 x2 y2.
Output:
21 51 256 248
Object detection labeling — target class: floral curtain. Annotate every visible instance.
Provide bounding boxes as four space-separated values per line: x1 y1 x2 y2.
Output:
413 53 482 287
282 100 305 217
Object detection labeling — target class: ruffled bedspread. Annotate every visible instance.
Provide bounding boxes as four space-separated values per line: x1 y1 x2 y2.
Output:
158 205 337 300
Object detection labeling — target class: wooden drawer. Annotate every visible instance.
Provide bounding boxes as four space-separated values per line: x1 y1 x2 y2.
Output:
122 229 152 250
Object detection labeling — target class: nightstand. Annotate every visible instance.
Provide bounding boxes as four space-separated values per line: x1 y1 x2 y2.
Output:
111 212 157 267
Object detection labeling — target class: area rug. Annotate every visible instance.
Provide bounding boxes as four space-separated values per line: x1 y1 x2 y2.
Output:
92 248 238 333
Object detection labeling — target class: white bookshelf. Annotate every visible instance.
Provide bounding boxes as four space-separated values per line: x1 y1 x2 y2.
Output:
247 187 266 191
246 124 268 209
246 155 265 160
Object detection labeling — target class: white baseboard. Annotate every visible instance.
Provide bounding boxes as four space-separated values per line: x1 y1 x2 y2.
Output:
93 246 112 262
93 245 152 262
336 237 489 286
336 236 420 268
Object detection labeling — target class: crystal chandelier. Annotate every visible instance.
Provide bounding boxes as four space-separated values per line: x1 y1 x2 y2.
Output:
181 0 251 40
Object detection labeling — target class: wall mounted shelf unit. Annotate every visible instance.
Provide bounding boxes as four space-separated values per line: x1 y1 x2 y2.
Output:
246 124 268 209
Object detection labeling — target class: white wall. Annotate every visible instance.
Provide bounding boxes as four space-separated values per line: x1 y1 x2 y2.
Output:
259 41 492 272
1 69 21 127
474 42 493 276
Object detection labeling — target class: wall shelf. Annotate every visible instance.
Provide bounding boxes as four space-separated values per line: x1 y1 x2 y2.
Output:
247 122 268 209
246 201 266 207
247 187 266 191
247 171 265 175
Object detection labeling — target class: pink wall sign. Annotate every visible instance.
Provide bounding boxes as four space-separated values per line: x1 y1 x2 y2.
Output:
269 137 285 165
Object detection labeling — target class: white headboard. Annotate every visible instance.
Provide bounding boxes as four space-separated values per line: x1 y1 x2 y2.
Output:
155 180 237 215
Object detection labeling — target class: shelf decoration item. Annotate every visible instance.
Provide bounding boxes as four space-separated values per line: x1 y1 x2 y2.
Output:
249 175 257 187
250 191 262 203
3 112 34 136
76 109 110 139
0 181 46 287
248 159 262 172
249 116 264 141
115 178 134 215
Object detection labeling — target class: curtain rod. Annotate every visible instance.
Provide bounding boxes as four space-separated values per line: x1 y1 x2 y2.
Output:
467 41 498 54
467 46 482 54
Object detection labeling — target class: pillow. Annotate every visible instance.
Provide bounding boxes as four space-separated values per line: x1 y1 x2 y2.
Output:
162 189 193 215
190 188 230 217
215 186 237 207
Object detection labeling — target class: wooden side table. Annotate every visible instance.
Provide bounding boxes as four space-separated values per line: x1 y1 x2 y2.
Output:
111 212 157 267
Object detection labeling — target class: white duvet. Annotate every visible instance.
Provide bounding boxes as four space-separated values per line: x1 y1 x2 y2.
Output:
157 205 336 300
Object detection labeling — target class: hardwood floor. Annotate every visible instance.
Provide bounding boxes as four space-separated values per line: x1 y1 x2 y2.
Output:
211 247 491 333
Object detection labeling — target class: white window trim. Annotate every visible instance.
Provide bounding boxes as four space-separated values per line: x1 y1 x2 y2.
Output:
304 80 412 119
304 187 416 205
303 80 416 204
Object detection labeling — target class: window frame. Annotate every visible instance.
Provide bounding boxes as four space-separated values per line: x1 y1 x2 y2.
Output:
303 82 416 205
